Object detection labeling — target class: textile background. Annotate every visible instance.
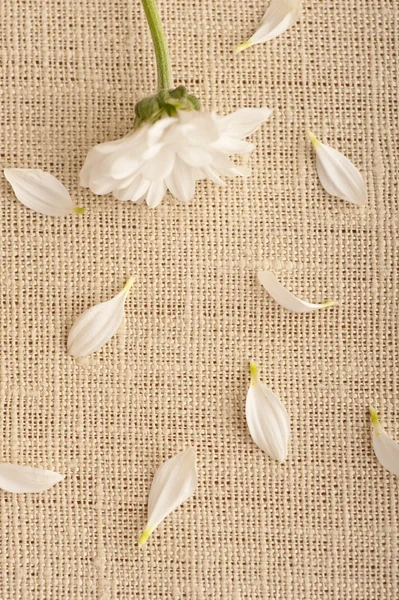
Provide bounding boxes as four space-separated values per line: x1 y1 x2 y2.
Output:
0 0 398 598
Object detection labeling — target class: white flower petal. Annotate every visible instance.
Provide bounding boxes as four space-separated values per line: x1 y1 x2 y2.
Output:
216 108 273 139
246 362 290 462
237 0 301 51
87 175 121 195
113 175 151 202
139 448 198 545
4 168 84 216
67 277 133 357
178 147 214 168
227 164 252 178
0 464 64 493
175 112 220 145
146 179 167 208
212 136 254 155
210 151 243 177
140 147 175 181
80 131 145 186
146 117 176 145
307 131 367 206
165 157 196 202
258 270 337 313
202 166 226 186
370 408 399 476
106 155 142 181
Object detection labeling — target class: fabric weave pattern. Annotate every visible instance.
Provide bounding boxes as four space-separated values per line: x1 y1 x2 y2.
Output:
0 0 398 598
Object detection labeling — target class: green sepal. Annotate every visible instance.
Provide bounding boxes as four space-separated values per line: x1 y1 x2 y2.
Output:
134 86 201 127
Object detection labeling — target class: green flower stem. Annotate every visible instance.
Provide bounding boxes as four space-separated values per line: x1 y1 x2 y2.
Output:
140 0 173 90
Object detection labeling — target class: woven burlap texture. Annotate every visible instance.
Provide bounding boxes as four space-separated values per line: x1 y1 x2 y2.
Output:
0 0 398 598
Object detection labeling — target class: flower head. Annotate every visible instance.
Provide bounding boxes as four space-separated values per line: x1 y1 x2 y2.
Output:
80 97 271 208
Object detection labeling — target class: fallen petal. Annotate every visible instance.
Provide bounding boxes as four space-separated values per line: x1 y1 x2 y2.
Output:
4 168 85 216
236 0 301 52
0 464 64 493
307 131 367 206
258 270 336 313
67 277 133 357
370 407 399 476
246 362 290 462
139 448 197 545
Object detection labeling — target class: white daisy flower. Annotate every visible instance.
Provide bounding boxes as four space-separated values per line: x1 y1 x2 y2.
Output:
80 103 271 208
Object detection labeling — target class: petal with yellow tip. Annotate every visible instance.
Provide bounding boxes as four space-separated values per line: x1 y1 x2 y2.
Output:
139 448 197 546
258 270 336 313
370 407 399 476
307 131 367 206
246 362 290 462
236 0 301 52
4 168 85 216
67 277 133 357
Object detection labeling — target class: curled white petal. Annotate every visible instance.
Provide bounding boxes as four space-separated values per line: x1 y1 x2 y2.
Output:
4 168 85 216
307 131 367 206
80 108 271 208
370 408 399 476
246 362 290 462
139 448 198 545
0 464 64 493
236 0 301 52
67 277 133 357
258 270 336 313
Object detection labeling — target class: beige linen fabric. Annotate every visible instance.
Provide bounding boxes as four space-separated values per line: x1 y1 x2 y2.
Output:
0 0 398 598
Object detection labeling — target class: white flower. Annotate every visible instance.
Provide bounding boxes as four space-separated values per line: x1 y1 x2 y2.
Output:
246 362 290 462
236 0 302 52
139 448 198 545
370 407 399 477
307 131 367 206
68 277 133 357
258 270 337 313
4 168 85 216
80 108 271 208
0 463 64 493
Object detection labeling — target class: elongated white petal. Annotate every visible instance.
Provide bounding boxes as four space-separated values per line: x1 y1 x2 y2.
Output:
165 158 196 203
217 108 273 140
141 147 175 181
4 168 85 216
307 131 367 206
246 363 290 462
212 136 254 155
0 464 64 493
258 270 336 313
178 146 213 168
236 0 301 52
139 448 197 545
146 179 168 208
370 408 399 476
67 277 133 357
113 175 150 202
